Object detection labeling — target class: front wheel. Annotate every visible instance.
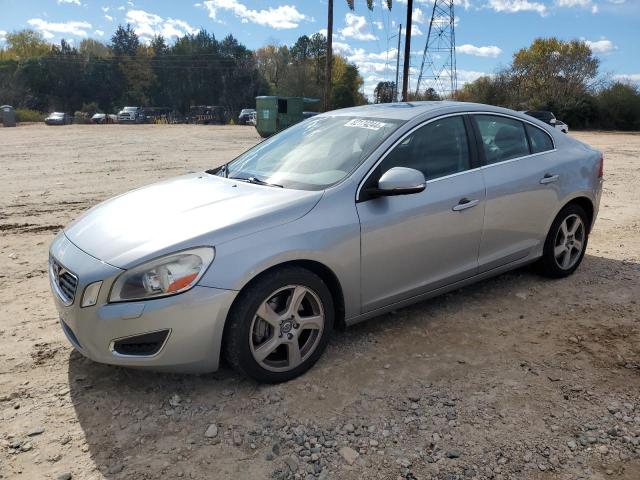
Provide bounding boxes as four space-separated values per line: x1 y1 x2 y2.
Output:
538 204 589 278
223 267 334 383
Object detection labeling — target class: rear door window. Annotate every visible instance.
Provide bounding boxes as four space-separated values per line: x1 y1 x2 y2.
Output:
526 124 554 153
474 115 530 165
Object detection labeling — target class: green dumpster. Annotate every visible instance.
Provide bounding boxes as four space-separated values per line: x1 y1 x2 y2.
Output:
255 96 320 138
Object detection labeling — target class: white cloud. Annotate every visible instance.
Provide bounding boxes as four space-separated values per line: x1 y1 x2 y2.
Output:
58 0 81 5
94 29 105 36
457 43 502 57
101 6 109 12
202 0 307 29
125 9 199 41
613 73 640 82
27 18 92 38
556 0 599 12
332 41 352 56
583 38 616 53
410 25 424 37
0 30 6 43
117 6 125 10
457 69 489 84
486 0 548 15
340 13 376 41
105 14 114 21
413 7 429 24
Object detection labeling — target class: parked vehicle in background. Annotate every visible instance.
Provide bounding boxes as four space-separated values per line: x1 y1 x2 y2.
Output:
45 112 73 125
247 111 257 126
49 101 603 383
90 113 117 124
523 110 557 126
555 120 569 134
117 106 145 124
187 106 228 125
238 109 256 125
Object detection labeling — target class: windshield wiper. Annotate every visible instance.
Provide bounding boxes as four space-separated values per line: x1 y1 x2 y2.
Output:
229 175 283 188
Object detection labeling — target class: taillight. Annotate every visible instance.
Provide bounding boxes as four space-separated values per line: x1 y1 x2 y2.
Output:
598 153 604 178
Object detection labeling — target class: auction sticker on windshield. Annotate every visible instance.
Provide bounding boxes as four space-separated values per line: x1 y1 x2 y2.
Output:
344 119 388 130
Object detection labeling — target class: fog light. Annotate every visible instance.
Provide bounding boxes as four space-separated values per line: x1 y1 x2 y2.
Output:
81 281 102 307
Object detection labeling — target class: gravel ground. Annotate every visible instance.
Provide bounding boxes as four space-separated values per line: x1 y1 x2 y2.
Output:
0 124 638 480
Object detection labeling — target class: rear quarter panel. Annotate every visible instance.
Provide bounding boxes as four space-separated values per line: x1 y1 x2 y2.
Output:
545 132 602 232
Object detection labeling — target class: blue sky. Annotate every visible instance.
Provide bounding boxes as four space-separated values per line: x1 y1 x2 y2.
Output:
1 0 638 98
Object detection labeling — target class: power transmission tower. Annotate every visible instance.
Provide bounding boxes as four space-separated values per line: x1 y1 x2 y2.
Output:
415 0 457 99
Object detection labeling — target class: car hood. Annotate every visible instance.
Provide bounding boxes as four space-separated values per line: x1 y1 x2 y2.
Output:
64 173 323 268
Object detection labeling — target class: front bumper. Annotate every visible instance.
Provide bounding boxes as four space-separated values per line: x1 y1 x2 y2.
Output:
49 233 237 373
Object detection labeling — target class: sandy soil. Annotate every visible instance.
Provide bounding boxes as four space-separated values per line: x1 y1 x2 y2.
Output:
0 125 638 480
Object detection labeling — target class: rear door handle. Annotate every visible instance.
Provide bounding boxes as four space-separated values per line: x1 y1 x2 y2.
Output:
452 198 480 211
540 173 559 184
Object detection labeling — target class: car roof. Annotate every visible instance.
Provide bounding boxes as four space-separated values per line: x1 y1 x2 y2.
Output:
320 101 529 121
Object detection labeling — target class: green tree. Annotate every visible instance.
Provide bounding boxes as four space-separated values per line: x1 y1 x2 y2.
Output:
374 81 395 103
110 24 140 56
2 29 50 59
291 35 311 63
597 82 640 130
509 37 599 111
79 39 109 58
309 33 327 85
331 55 365 108
256 44 289 93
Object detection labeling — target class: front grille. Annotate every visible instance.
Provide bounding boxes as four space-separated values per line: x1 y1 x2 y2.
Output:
50 257 78 305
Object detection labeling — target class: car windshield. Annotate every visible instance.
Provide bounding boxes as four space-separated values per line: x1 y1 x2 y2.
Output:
123 107 137 112
50 112 64 118
215 116 403 190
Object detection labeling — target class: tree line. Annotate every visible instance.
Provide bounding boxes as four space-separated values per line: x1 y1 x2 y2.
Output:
455 38 640 131
0 26 366 118
372 38 640 131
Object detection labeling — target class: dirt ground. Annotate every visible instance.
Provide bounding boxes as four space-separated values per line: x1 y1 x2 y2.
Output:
0 124 638 480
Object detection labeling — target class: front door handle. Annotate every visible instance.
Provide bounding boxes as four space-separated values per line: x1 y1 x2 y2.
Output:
540 173 559 184
452 198 480 211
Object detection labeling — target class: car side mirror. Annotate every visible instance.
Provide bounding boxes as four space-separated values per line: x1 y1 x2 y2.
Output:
549 118 557 125
367 167 426 197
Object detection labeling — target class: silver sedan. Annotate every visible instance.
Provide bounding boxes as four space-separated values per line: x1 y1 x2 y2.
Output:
49 102 603 382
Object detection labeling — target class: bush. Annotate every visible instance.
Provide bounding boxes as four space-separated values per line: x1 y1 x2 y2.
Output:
81 101 100 116
597 82 640 131
74 111 90 124
15 108 45 122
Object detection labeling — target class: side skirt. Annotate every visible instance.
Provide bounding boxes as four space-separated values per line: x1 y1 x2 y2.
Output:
345 254 540 327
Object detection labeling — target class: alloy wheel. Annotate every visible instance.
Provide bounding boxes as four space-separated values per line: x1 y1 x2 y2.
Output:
553 214 585 270
249 285 325 372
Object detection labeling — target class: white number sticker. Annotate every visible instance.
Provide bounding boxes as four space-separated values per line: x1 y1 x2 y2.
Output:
344 119 388 130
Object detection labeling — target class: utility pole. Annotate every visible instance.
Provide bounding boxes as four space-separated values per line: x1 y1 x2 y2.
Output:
324 0 333 112
394 24 402 102
401 0 413 102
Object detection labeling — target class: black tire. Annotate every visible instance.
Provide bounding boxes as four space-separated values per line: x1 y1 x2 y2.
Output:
538 203 589 278
223 267 334 383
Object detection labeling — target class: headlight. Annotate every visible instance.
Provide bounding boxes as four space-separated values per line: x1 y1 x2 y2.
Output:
109 247 214 302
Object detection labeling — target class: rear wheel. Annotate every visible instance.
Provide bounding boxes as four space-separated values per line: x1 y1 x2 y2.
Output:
223 267 334 383
538 204 589 278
